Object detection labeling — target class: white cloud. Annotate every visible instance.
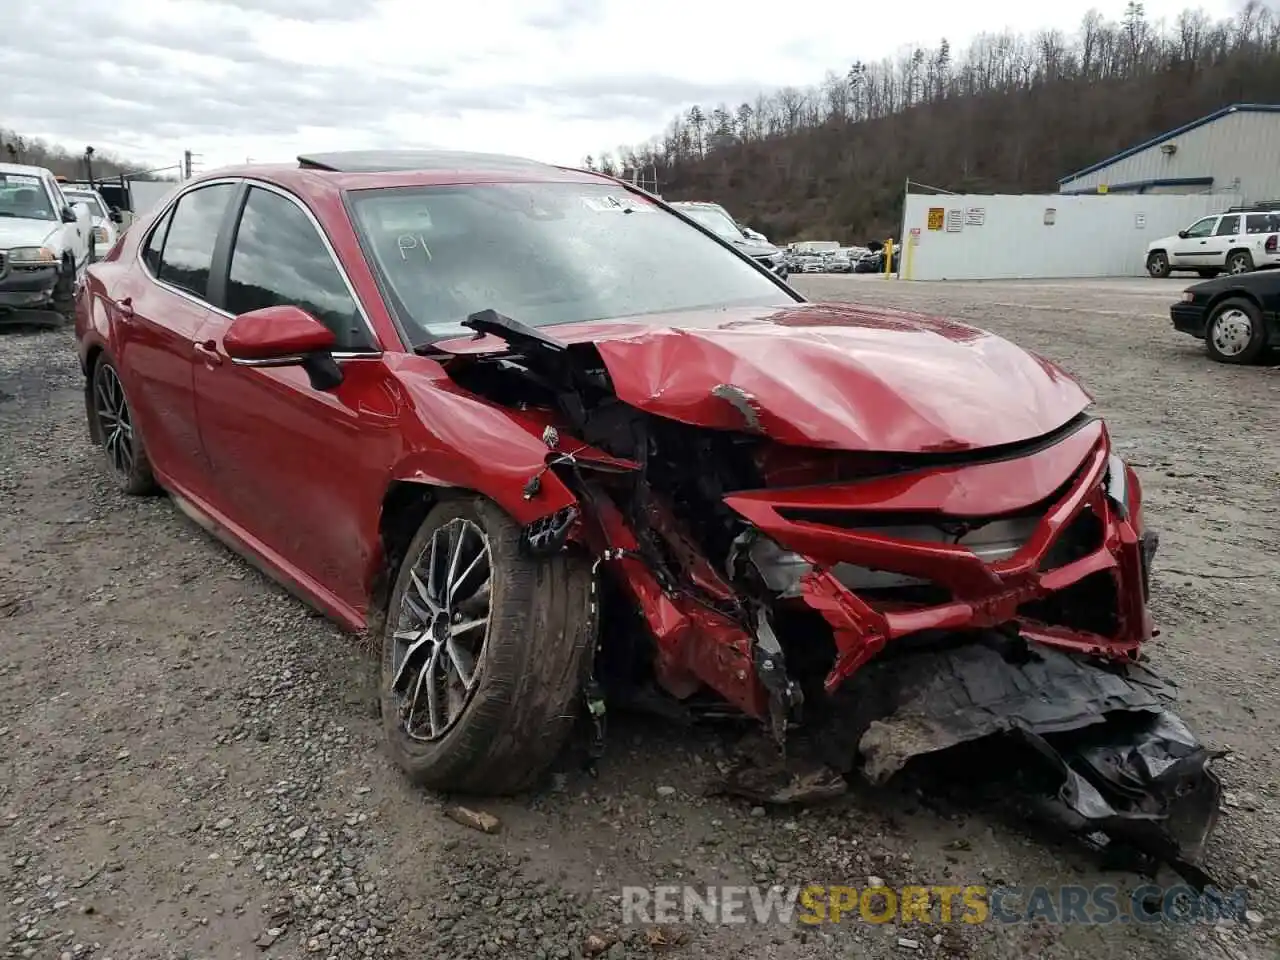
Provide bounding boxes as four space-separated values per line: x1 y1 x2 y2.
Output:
3 0 1240 172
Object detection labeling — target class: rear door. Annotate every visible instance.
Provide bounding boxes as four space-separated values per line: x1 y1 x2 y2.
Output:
1170 216 1219 266
192 183 395 616
112 181 239 498
1203 214 1241 268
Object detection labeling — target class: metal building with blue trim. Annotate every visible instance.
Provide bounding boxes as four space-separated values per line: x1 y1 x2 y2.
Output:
1058 103 1280 201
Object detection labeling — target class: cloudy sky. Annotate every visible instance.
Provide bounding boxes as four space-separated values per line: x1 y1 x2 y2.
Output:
6 0 1239 173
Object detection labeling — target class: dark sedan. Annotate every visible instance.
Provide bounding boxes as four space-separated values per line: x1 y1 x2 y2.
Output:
1171 269 1280 364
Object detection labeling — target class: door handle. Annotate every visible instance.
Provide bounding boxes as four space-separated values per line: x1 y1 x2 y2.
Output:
113 296 134 320
195 339 223 366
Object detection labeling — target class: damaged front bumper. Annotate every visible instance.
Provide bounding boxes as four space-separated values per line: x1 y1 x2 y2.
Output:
820 635 1222 889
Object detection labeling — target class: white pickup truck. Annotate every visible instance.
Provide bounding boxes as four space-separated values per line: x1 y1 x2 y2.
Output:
0 162 94 323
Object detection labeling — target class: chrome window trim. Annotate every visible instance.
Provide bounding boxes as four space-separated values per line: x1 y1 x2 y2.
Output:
139 176 384 353
230 350 381 368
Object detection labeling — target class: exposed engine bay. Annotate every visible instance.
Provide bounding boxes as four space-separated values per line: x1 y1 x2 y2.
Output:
435 308 1223 890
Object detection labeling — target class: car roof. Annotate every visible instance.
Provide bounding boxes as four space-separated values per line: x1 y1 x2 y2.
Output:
0 162 52 177
185 149 616 194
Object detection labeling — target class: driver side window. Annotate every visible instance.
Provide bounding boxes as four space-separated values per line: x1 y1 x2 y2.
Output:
1185 217 1218 238
224 187 373 351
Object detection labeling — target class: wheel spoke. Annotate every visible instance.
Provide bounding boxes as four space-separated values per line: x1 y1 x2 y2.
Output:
446 638 477 690
446 524 467 595
391 627 433 690
424 642 444 736
392 516 494 743
450 549 485 604
449 616 487 637
408 569 440 617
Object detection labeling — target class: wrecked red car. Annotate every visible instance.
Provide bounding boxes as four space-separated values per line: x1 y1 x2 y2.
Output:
74 150 1221 887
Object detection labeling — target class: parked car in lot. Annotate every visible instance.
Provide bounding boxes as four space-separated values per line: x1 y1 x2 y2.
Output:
669 201 788 279
1146 206 1280 279
1170 267 1280 364
0 162 94 323
61 186 124 261
74 150 1221 887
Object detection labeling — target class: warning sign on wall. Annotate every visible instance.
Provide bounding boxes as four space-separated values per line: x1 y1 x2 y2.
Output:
945 209 964 232
927 207 945 230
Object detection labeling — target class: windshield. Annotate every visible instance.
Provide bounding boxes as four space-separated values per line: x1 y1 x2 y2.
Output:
0 173 56 221
674 204 747 242
348 181 792 342
64 191 107 218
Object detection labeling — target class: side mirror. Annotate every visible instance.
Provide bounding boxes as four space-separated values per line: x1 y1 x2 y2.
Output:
60 206 77 224
1177 230 1189 239
223 305 343 391
109 208 123 223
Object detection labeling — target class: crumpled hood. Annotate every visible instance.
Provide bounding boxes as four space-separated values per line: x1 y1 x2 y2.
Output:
0 218 57 249
439 302 1093 453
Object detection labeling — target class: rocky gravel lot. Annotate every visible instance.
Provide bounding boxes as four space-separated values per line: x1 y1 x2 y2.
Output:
1 275 1277 960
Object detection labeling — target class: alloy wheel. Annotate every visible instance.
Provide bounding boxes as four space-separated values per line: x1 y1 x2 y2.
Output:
1210 308 1253 358
94 364 135 479
390 517 492 742
1229 254 1251 275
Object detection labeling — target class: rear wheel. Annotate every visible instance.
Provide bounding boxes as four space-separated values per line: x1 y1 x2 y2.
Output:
90 356 158 494
380 497 597 794
1146 251 1171 278
1227 250 1254 275
1205 297 1268 364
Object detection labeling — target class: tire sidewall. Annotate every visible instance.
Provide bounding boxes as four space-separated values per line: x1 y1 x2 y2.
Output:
90 355 153 492
380 498 513 780
1205 298 1266 364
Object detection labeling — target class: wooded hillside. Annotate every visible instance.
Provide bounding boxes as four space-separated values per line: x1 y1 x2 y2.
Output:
0 130 146 181
593 1 1280 243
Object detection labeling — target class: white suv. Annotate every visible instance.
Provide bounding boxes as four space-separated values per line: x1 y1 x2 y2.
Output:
1146 209 1280 278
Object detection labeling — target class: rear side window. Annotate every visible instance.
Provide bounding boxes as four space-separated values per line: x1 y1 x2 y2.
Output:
225 187 370 350
156 183 236 301
1246 213 1279 234
1214 215 1240 236
142 207 174 274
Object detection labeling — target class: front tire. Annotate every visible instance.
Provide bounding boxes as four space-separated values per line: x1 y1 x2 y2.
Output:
1146 251 1171 278
1205 297 1268 364
380 497 597 795
90 356 158 494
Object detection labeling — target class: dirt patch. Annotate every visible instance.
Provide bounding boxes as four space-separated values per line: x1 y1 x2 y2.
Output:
1 277 1277 959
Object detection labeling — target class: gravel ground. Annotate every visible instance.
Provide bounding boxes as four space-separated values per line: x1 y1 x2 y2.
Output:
1 276 1277 960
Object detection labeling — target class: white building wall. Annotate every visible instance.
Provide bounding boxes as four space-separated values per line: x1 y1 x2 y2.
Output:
899 193 1234 281
1059 109 1280 203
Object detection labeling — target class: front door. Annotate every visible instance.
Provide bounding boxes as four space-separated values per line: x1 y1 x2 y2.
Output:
1170 215 1219 266
192 184 395 618
1202 213 1241 268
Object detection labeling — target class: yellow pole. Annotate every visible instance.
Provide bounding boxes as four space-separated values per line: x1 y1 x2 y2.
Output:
883 238 894 278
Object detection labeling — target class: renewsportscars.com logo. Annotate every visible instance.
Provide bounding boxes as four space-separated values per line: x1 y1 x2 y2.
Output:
620 883 1251 926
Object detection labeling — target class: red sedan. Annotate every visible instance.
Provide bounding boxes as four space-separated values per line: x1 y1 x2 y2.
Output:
74 151 1220 884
